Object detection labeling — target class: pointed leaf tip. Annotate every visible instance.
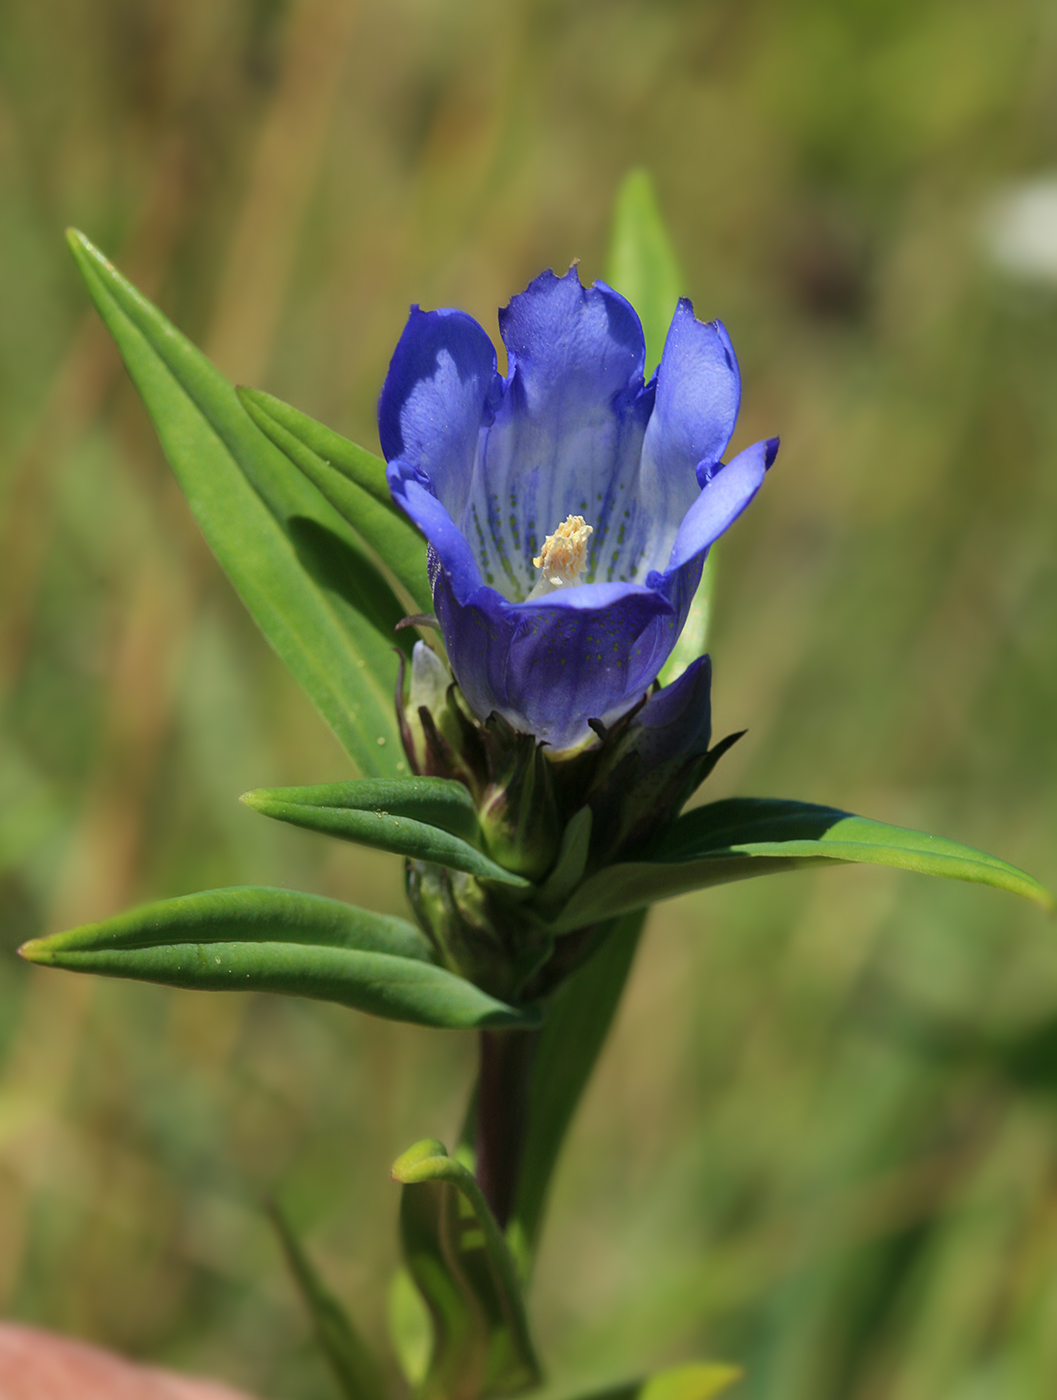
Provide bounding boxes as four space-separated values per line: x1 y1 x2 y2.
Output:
555 798 1054 929
64 227 409 775
21 887 538 1030
18 937 51 965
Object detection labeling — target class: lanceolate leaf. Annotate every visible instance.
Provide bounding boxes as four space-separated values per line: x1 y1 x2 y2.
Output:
238 387 432 615
241 778 530 888
606 169 682 377
19 887 536 1029
554 799 1054 931
66 230 407 776
605 171 716 687
392 1139 541 1400
270 1201 389 1400
236 384 394 507
513 911 646 1261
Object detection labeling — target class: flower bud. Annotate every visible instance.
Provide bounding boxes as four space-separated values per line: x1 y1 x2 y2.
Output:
397 642 487 790
399 642 562 882
585 656 742 862
404 860 551 1002
475 717 561 882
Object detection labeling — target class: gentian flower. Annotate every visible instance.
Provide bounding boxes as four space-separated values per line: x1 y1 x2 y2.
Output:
380 267 777 751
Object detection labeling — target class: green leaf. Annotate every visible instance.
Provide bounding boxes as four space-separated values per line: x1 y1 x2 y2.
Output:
270 1200 389 1400
572 1362 742 1400
638 1365 742 1400
66 229 407 777
238 387 432 615
237 384 394 507
388 1267 432 1387
19 886 537 1029
241 778 530 888
392 1139 541 1400
512 911 646 1261
606 169 683 376
554 798 1054 931
605 173 715 685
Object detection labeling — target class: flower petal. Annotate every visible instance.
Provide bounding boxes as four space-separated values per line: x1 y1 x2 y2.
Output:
644 300 741 480
633 653 713 765
433 573 684 750
614 301 742 580
386 466 484 602
462 269 648 600
667 437 778 573
378 306 500 522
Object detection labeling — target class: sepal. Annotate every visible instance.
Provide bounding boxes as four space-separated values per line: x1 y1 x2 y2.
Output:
475 716 561 882
405 862 550 1004
399 642 562 880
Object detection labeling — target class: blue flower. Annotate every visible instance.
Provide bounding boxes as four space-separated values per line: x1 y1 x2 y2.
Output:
380 267 777 751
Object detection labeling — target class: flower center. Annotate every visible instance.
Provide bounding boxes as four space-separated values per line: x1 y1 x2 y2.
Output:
528 515 593 599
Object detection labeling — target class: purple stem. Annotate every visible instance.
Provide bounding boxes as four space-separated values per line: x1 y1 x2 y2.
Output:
474 1029 536 1229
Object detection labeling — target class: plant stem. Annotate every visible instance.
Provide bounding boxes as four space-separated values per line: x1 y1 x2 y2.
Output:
474 1029 536 1229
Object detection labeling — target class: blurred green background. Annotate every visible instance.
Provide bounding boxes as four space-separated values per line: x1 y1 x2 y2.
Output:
2 1 1057 1396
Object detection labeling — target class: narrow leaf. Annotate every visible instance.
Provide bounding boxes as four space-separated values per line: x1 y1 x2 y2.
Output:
604 174 715 685
66 229 406 775
270 1201 389 1400
606 169 682 376
388 1268 432 1387
554 799 1054 931
513 912 646 1260
392 1139 541 1400
19 887 537 1029
238 386 432 614
241 778 530 888
237 385 394 507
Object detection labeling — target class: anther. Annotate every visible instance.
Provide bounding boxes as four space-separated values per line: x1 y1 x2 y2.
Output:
529 515 593 598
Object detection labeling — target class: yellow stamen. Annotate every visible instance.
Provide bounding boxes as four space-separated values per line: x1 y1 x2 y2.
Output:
532 515 593 589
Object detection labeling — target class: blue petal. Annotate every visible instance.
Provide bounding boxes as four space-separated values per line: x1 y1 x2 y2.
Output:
462 269 649 600
386 464 484 602
634 654 713 766
378 306 500 522
620 302 741 577
644 300 741 476
434 573 686 750
667 437 778 573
